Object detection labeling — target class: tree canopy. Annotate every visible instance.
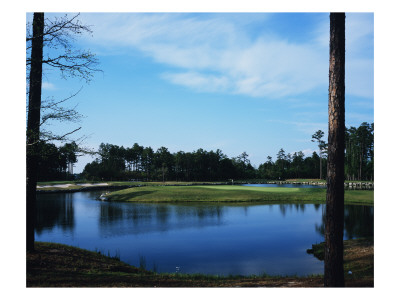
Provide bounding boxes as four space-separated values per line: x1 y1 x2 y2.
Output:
74 122 374 182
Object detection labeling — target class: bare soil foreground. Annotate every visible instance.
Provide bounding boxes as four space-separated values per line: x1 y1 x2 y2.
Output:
27 239 373 287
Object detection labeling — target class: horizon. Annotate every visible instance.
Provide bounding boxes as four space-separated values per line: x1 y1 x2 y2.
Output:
29 12 374 173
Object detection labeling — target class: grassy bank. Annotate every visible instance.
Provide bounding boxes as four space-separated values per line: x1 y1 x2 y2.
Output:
27 241 373 287
36 181 226 192
105 185 374 205
307 237 374 283
36 179 373 192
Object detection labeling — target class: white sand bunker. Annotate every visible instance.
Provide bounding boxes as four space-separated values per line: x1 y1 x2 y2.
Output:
76 183 109 187
37 183 109 188
38 184 74 188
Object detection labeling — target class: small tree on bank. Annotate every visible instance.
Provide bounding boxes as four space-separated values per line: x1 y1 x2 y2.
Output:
311 130 327 180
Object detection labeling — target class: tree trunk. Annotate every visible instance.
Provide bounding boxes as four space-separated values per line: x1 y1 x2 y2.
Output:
325 12 345 287
359 143 363 180
319 152 322 180
26 13 44 252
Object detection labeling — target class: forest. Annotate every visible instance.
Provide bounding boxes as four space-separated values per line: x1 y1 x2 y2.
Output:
37 122 373 182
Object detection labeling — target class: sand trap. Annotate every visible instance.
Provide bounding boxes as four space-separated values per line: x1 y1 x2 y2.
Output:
37 184 74 188
37 183 109 188
76 183 109 187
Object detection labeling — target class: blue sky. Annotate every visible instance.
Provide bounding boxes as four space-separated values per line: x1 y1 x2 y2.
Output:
35 12 374 172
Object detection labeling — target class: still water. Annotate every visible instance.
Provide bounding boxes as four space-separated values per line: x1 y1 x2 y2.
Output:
36 189 373 276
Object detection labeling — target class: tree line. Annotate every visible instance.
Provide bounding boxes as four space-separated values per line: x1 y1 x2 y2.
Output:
36 141 79 181
345 122 374 181
74 122 373 182
81 144 323 181
82 143 256 182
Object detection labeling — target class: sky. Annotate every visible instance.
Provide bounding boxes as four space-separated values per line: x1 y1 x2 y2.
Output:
32 12 374 173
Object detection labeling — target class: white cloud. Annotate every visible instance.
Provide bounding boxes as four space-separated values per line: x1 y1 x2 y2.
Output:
300 148 316 157
80 13 373 100
313 13 374 99
42 82 56 90
346 13 374 56
162 71 230 93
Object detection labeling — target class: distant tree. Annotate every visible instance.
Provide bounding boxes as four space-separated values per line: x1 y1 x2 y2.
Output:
141 147 154 180
36 141 80 181
174 151 186 181
260 155 275 179
155 147 173 182
292 151 305 178
37 141 63 180
59 142 79 176
312 130 327 180
97 143 126 180
355 122 374 180
234 152 251 179
276 148 287 179
344 123 374 181
325 12 346 287
82 159 102 181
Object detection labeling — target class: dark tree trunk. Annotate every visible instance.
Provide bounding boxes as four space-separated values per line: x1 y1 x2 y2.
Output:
320 153 322 180
324 12 345 287
26 13 44 252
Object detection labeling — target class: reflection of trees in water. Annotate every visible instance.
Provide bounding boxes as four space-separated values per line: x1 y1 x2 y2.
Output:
279 205 287 216
36 193 75 234
99 203 124 224
36 192 373 241
278 203 306 216
98 203 225 236
314 204 321 211
344 206 374 239
174 205 223 221
315 205 374 239
100 203 154 227
155 205 170 225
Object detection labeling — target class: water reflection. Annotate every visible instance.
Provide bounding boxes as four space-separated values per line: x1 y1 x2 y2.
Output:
35 190 374 276
315 205 374 239
36 193 75 235
97 203 226 237
36 192 373 240
278 203 307 216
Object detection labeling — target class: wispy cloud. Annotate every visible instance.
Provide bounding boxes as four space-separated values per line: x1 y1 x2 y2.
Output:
300 148 316 157
42 82 56 90
161 71 230 93
313 13 374 99
80 13 373 100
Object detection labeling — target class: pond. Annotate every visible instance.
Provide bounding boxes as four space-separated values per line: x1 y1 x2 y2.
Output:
36 189 373 276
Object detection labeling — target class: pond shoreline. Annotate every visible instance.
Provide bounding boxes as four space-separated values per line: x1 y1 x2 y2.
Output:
27 240 373 287
36 180 373 193
103 185 373 206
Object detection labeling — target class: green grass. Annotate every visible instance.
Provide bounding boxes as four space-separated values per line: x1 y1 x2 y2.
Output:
105 185 373 205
